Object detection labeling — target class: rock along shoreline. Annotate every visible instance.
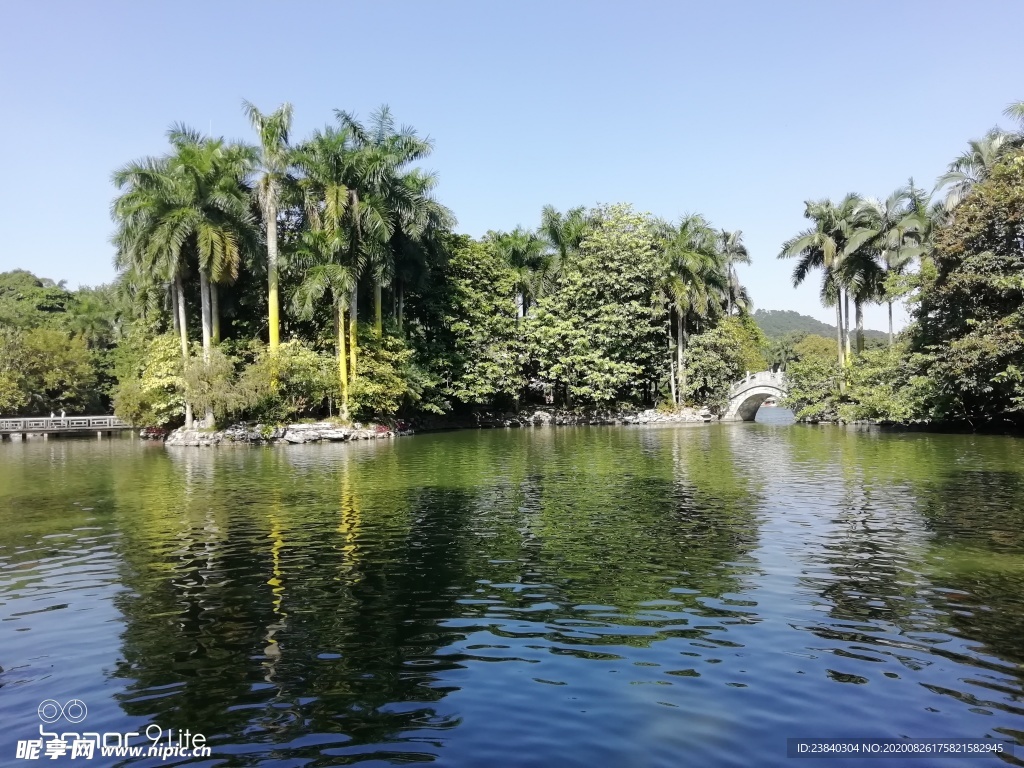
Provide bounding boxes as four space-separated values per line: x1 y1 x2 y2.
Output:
162 407 715 447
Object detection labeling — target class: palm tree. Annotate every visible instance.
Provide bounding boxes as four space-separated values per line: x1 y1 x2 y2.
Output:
112 153 195 427
731 283 754 315
1004 100 1024 146
291 228 354 419
768 335 798 373
491 228 550 318
335 106 434 336
388 168 455 333
934 128 1014 210
67 288 115 349
243 100 294 351
658 214 726 402
112 126 255 427
836 247 884 354
112 154 189 353
163 126 255 361
858 187 916 345
114 262 166 330
779 194 866 370
293 125 390 381
718 229 750 315
540 205 590 276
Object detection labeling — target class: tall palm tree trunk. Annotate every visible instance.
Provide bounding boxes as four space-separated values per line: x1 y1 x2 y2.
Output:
888 301 894 346
855 300 865 354
170 285 180 337
267 206 280 350
667 322 677 405
843 289 852 363
515 292 524 319
397 282 404 334
199 270 215 427
336 304 349 420
835 300 845 394
199 272 213 357
374 282 383 335
835 299 843 368
349 285 358 382
211 283 220 344
174 274 194 430
676 312 688 402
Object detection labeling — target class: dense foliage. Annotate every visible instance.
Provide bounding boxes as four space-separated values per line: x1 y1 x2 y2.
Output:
0 271 114 415
778 99 1024 429
525 206 666 408
916 153 1024 426
8 98 1021 430
1 105 762 425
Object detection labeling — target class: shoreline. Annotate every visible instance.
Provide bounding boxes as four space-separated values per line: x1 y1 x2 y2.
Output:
162 407 716 447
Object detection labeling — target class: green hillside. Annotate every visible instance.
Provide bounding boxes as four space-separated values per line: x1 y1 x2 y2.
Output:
753 309 887 341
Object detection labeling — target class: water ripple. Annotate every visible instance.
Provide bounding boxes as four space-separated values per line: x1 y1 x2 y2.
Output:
1 428 1023 765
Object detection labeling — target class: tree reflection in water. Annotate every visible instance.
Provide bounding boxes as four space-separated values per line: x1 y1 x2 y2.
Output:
104 428 765 760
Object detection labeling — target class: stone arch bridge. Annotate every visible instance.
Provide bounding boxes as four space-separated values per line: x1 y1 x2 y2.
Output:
722 371 788 421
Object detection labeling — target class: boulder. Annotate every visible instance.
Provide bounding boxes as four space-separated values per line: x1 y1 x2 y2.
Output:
320 429 351 441
283 430 319 443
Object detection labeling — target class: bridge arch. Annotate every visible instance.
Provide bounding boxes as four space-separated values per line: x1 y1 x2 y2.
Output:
722 371 788 422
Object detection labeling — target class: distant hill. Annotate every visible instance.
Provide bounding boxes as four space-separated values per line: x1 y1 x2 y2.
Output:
753 309 887 341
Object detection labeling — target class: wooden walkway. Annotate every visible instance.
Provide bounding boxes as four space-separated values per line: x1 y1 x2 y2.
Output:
0 416 132 438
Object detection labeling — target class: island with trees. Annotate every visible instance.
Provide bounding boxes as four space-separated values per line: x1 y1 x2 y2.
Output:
1 99 1022 435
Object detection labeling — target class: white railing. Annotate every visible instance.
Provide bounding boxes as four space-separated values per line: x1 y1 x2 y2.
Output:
0 416 131 433
730 370 787 395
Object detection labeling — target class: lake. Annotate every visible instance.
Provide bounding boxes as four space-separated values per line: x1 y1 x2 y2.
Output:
2 417 1024 766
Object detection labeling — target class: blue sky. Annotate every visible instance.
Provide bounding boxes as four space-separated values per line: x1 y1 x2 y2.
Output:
1 1 1021 331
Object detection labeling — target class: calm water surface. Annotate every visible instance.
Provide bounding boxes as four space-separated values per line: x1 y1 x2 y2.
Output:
2 418 1024 766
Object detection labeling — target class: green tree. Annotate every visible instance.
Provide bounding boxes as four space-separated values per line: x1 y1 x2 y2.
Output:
839 344 935 423
388 168 455 334
66 285 117 349
526 205 665 408
836 245 884 356
782 355 842 422
682 316 767 410
0 270 73 329
349 330 420 419
768 332 804 372
417 236 523 409
793 333 836 362
162 126 256 359
915 150 1024 427
235 341 337 423
111 332 185 426
0 327 98 415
